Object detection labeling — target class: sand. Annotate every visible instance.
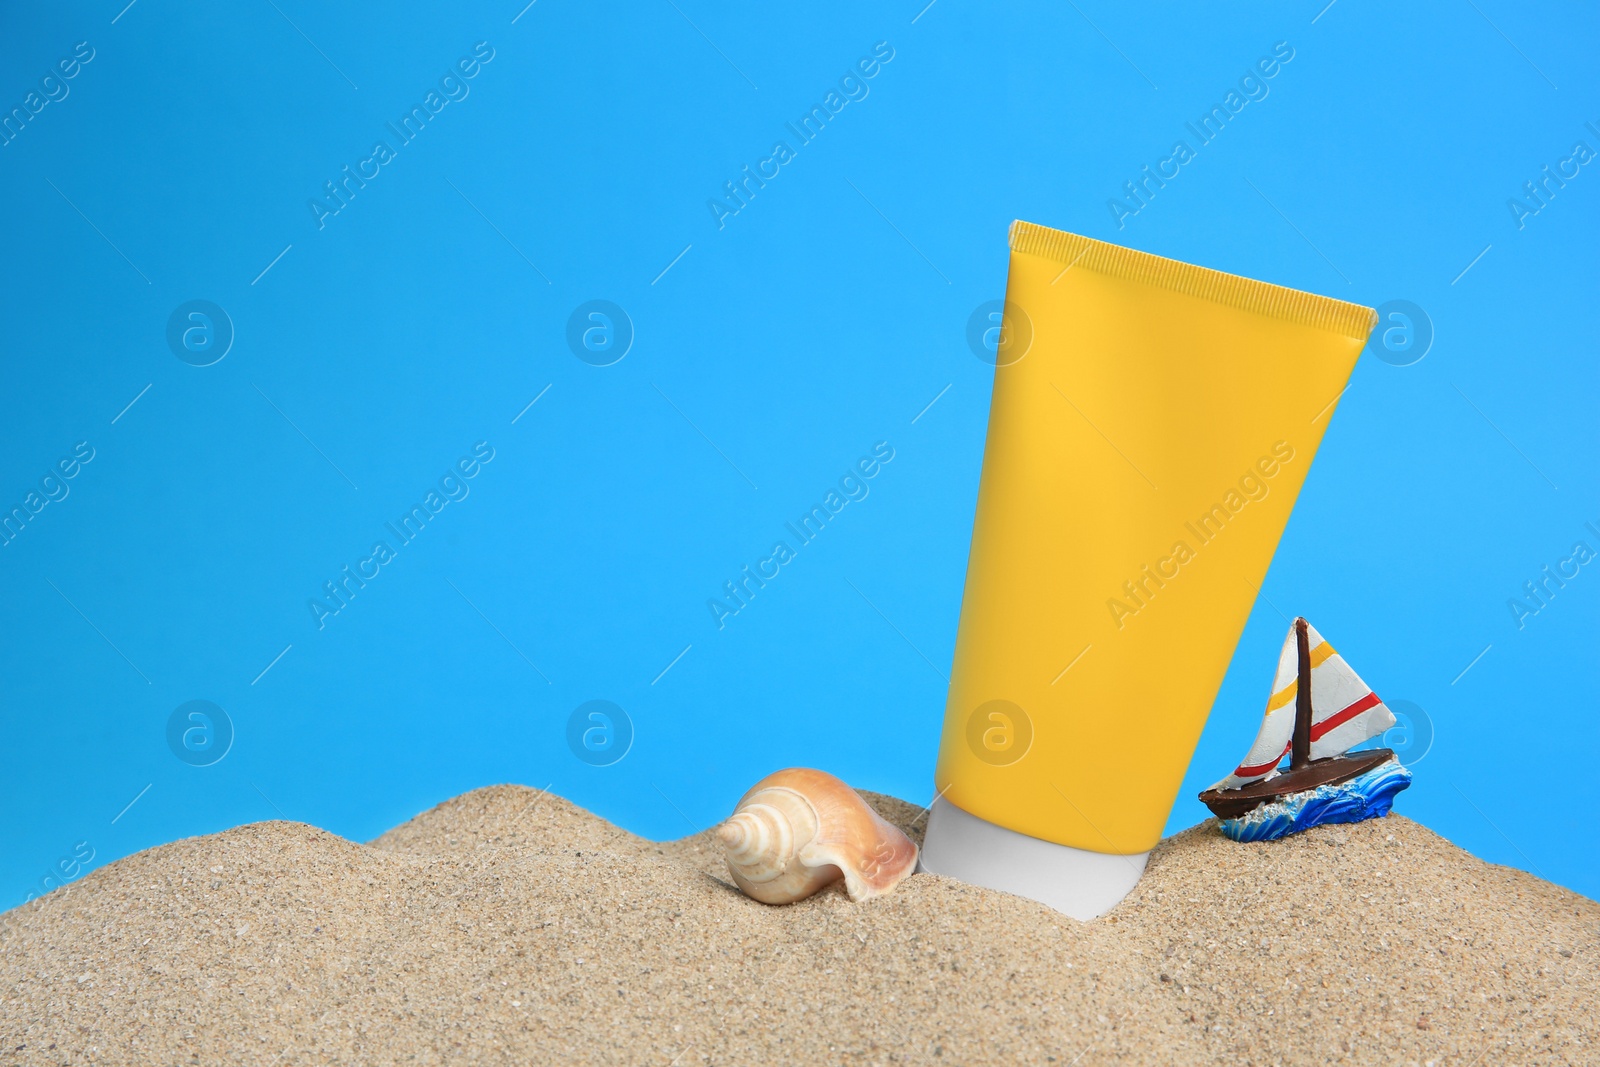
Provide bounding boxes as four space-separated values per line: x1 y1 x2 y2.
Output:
1 785 1594 1066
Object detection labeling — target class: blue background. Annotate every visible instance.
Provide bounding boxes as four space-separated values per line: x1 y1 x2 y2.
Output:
2 0 1595 908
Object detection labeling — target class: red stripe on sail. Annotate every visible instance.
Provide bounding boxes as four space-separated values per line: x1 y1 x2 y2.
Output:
1310 691 1382 742
1234 742 1290 778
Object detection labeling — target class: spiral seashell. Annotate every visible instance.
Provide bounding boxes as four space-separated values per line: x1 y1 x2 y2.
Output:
714 768 919 905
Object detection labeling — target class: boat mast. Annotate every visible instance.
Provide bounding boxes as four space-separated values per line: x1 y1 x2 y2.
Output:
1291 617 1312 770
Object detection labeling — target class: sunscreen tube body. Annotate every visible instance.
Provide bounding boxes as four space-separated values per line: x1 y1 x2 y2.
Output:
920 222 1376 919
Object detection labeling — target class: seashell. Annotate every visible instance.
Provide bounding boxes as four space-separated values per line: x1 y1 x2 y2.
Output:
714 768 919 905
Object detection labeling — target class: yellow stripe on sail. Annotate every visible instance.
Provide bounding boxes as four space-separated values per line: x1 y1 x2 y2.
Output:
1264 642 1336 711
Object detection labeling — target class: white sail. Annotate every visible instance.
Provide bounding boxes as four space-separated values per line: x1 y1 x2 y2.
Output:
1302 622 1395 760
1209 626 1299 790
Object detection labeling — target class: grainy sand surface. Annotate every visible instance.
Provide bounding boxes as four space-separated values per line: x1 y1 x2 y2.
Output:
1 785 1594 1065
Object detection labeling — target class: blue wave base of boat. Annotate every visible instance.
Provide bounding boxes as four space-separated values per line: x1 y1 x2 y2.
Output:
1220 758 1413 843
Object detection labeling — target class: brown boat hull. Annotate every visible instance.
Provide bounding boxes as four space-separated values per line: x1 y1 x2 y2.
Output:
1197 748 1397 820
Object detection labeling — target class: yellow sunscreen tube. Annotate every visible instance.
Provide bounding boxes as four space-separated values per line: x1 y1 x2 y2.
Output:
920 222 1375 918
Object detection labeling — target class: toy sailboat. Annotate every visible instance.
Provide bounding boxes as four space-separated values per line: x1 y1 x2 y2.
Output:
1198 617 1412 842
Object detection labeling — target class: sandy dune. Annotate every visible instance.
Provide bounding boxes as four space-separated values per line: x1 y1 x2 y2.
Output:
1 785 1594 1065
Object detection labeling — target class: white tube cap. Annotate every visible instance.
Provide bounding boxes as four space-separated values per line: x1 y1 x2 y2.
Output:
918 796 1148 921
